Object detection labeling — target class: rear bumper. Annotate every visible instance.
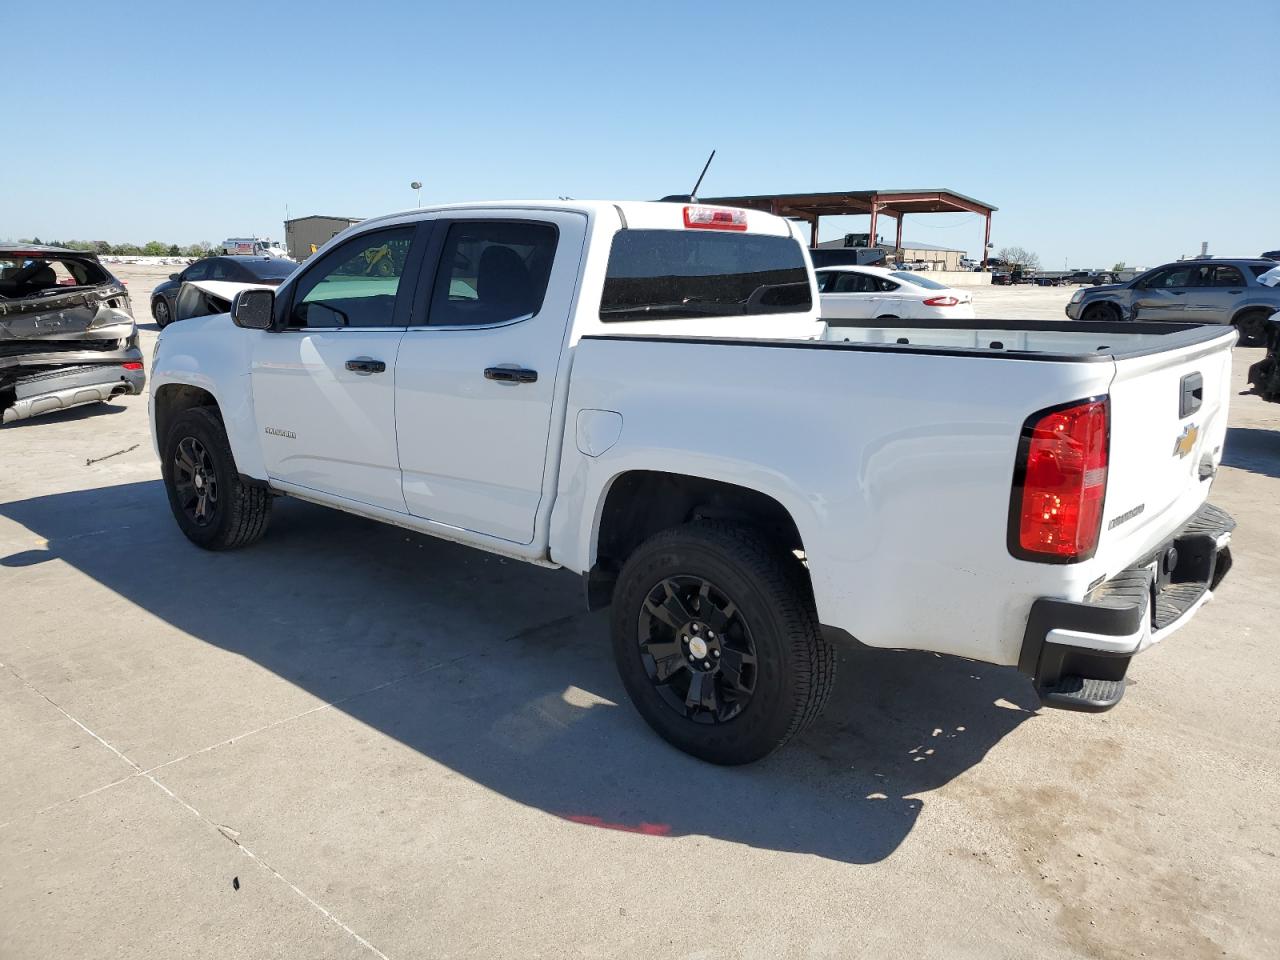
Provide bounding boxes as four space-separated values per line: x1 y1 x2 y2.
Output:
1018 501 1235 712
2 359 146 424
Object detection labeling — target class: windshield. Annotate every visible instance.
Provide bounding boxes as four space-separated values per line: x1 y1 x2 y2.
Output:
889 271 948 290
600 230 811 321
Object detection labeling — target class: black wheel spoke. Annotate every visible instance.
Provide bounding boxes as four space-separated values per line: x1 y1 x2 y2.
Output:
685 671 718 714
644 581 695 631
644 639 685 683
692 581 735 633
718 646 755 695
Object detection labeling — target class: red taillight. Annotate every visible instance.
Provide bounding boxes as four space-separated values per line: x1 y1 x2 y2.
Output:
122 361 143 370
923 295 959 307
683 205 748 231
1011 398 1109 561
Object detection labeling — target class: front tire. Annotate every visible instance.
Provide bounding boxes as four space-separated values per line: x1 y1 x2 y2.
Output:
161 407 271 550
611 522 835 765
153 297 171 328
1081 302 1121 323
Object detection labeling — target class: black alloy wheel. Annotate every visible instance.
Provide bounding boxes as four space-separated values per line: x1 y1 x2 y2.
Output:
171 436 219 526
637 575 757 724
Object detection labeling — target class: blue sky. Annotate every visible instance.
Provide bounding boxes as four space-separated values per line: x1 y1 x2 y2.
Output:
7 0 1277 268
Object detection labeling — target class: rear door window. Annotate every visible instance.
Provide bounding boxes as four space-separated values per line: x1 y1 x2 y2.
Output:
830 272 877 293
425 221 558 326
600 230 811 321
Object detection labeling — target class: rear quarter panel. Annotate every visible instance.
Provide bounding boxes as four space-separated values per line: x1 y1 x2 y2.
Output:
550 338 1117 666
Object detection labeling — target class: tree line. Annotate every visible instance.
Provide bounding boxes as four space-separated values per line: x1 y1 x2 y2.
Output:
17 238 218 258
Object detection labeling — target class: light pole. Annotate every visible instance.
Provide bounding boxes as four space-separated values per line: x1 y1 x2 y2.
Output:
410 181 422 208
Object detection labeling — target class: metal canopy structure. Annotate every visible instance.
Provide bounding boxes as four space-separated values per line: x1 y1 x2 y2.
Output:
702 188 998 267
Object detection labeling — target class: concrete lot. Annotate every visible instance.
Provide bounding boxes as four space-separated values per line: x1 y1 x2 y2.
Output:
2 268 1278 959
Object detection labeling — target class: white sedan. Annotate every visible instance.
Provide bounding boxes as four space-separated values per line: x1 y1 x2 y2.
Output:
816 266 975 320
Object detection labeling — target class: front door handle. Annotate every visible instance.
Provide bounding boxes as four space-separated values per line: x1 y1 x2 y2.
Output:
484 366 538 384
346 357 386 375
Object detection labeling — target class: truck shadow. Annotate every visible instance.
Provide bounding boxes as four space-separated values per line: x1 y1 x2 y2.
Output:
1223 426 1280 480
0 481 1038 865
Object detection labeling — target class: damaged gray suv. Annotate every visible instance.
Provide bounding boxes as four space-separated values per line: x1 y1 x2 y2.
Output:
0 245 145 424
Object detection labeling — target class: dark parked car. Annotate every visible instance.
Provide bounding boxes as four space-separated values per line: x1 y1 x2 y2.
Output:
1063 270 1118 285
150 255 297 327
1065 258 1280 344
0 245 144 424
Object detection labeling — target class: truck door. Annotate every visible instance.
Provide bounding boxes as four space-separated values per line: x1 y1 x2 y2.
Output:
394 211 587 544
1130 264 1198 321
250 225 428 513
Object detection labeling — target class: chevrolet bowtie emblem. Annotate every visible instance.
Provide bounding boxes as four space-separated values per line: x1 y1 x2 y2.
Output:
1173 423 1199 459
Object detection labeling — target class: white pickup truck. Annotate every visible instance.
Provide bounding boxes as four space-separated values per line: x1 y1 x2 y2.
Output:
149 200 1237 764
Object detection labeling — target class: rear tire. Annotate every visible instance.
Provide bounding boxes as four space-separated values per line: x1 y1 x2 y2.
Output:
1233 310 1270 347
1081 302 1121 323
611 522 835 765
161 407 271 550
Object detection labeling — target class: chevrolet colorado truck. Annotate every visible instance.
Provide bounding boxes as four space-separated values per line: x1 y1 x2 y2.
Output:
149 201 1237 764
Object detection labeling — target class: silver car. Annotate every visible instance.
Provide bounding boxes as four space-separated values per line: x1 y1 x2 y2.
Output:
1065 258 1280 344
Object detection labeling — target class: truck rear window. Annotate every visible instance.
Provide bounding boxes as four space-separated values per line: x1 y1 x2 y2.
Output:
600 230 811 321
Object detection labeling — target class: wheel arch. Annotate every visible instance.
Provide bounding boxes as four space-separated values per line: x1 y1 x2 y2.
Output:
1081 298 1125 321
1230 304 1275 325
583 469 808 611
150 375 268 482
153 382 221 450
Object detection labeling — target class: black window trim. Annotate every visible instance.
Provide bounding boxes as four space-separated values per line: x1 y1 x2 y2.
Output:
277 222 432 332
406 216 562 330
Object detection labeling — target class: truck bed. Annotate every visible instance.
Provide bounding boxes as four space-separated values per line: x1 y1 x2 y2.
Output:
571 318 1234 668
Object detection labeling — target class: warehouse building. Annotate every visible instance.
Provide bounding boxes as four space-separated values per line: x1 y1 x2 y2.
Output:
283 215 363 260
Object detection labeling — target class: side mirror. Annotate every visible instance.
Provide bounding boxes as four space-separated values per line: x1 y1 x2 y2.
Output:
169 273 180 281
231 288 276 330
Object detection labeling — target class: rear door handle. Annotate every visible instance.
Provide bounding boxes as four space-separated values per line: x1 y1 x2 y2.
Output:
484 366 538 384
346 357 386 375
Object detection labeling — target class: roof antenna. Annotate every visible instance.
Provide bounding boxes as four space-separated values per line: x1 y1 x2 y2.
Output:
689 149 716 202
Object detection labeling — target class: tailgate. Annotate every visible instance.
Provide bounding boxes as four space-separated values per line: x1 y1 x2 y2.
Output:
1097 329 1235 565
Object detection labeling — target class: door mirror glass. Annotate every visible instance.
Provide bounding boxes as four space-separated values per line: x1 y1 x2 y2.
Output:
231 288 276 330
